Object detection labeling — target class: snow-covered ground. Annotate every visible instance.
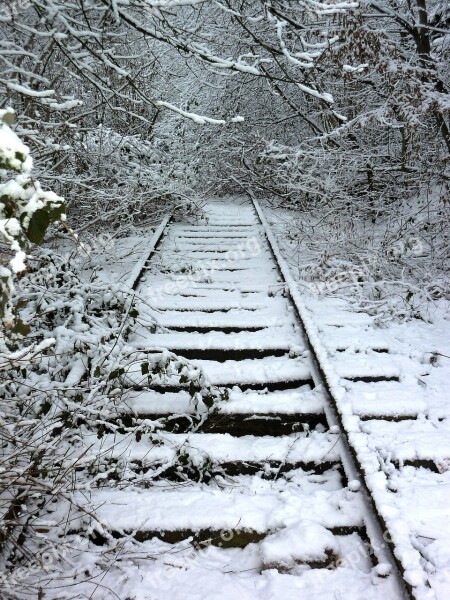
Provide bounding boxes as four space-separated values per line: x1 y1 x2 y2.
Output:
3 197 448 600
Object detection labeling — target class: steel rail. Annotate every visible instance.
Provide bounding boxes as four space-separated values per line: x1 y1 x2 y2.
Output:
125 213 172 291
250 193 413 600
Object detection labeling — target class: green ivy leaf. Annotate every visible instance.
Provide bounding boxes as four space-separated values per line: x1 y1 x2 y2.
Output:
202 395 214 409
11 319 30 336
108 367 124 380
25 208 50 244
0 195 16 218
40 400 51 416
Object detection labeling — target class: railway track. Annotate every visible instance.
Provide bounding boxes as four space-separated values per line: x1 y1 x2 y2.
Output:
86 198 415 599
